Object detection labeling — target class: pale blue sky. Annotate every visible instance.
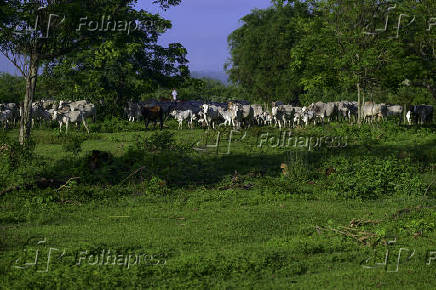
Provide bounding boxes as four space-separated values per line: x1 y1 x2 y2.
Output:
0 0 272 75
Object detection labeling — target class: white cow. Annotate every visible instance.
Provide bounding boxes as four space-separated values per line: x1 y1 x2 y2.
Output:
53 110 89 134
170 110 195 129
0 110 13 128
201 104 222 129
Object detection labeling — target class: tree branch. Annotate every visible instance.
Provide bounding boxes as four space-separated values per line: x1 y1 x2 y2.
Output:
0 49 26 76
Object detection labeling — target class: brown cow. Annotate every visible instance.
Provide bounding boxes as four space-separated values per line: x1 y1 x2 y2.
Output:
141 105 164 130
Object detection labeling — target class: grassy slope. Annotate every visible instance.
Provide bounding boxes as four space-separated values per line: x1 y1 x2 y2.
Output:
1 121 436 289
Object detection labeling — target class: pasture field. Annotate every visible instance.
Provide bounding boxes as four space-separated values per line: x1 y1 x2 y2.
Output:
1 120 436 289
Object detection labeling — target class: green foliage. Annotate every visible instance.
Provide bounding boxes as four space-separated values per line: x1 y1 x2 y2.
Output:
139 176 170 196
227 0 436 105
326 156 427 200
90 117 145 133
61 133 88 155
133 131 176 152
282 151 318 182
0 132 35 170
0 73 25 103
226 3 310 103
0 123 435 288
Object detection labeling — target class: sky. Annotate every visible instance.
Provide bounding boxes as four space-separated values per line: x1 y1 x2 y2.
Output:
0 0 273 75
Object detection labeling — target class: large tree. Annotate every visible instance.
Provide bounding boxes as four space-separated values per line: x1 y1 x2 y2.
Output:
39 6 189 117
0 0 184 143
225 1 312 103
227 0 435 106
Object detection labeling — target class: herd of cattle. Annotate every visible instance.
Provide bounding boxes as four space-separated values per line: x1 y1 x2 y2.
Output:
0 100 95 133
126 100 434 130
0 99 434 132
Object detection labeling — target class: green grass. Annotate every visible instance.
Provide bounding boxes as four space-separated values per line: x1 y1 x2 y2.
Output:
1 121 435 289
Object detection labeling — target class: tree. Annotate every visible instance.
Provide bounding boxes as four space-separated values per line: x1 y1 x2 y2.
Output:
0 0 184 143
0 73 25 103
227 0 435 107
226 2 312 103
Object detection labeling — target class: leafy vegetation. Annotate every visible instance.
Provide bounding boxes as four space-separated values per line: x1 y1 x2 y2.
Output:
0 121 435 287
227 0 436 106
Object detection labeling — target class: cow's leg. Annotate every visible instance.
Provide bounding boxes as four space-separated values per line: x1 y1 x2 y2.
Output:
82 118 89 134
65 120 69 135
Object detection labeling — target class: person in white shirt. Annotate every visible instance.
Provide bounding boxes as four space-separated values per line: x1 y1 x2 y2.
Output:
172 89 177 102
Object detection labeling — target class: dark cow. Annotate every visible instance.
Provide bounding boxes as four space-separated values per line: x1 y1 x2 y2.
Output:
407 105 433 125
141 105 164 130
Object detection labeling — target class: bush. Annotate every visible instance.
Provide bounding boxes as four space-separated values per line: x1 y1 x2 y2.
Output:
325 155 426 199
0 133 35 170
62 133 88 154
0 133 39 189
131 131 192 153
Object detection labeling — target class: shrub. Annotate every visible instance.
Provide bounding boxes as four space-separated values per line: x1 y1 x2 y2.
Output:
325 156 426 199
0 133 35 170
62 133 88 154
138 176 169 196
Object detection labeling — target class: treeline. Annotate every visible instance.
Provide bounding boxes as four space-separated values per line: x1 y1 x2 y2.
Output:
226 0 436 106
1 0 434 116
0 72 249 106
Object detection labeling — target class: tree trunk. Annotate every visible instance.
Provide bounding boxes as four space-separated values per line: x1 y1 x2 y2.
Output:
19 54 39 145
357 82 361 124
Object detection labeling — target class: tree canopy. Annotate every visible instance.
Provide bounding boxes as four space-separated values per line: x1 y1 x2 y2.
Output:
226 0 436 105
0 0 187 141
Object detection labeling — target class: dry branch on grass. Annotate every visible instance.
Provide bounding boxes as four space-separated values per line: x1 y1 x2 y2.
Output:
316 218 383 246
120 166 146 185
56 177 80 191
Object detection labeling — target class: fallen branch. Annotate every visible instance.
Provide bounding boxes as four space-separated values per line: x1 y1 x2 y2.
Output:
119 166 146 185
424 180 435 196
0 185 26 196
316 225 378 246
56 177 80 191
349 218 380 228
